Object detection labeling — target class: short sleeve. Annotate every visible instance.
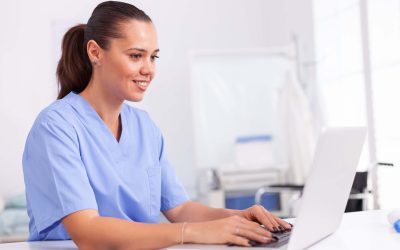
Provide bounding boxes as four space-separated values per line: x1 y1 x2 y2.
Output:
22 112 98 234
157 133 189 211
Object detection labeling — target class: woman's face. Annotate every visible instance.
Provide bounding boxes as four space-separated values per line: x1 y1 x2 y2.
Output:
96 20 159 102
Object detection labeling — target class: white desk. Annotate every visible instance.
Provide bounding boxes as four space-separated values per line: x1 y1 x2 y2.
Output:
0 210 399 249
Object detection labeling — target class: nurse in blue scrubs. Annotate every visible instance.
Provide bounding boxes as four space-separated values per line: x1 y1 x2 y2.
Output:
22 1 291 249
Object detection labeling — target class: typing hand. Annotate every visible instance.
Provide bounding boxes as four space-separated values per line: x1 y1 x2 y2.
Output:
238 205 292 233
184 215 273 247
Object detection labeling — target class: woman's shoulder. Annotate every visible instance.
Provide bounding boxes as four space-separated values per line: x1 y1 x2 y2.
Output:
33 98 76 130
123 103 152 121
122 103 160 131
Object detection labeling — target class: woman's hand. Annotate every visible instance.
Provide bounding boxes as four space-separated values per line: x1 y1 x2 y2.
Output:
239 205 292 232
184 215 273 247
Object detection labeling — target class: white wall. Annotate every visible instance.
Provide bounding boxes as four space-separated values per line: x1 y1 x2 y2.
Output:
0 0 314 199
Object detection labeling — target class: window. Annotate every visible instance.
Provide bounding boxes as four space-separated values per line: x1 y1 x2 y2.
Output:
313 0 400 209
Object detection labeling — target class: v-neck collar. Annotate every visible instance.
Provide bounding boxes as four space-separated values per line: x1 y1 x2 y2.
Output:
64 92 129 156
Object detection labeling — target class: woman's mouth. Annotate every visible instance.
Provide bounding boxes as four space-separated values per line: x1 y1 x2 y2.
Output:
133 80 149 91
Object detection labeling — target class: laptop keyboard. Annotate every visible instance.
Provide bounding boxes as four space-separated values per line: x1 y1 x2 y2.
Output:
249 230 292 248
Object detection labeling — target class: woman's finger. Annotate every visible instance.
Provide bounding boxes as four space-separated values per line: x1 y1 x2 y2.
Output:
262 207 292 230
247 205 279 231
233 225 272 244
275 216 292 230
262 210 282 231
236 216 272 238
228 234 252 247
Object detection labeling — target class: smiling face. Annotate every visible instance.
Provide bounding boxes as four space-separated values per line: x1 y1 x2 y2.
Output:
91 20 159 102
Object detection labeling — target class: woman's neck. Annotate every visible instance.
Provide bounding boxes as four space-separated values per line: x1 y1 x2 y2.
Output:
79 79 123 141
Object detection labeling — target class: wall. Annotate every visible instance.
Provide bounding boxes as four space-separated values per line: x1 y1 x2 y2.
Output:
0 0 314 199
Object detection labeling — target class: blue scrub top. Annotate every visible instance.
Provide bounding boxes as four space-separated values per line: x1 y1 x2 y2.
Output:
22 92 188 241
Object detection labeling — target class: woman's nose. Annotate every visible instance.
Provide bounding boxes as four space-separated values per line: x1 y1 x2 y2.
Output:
140 58 154 76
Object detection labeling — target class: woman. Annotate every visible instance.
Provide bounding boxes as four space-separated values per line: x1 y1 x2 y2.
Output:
22 1 291 249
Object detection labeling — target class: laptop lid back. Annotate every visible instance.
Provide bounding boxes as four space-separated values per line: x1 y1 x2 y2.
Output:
287 127 367 250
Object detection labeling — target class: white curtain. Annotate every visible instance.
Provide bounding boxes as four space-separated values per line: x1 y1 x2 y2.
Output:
276 70 316 184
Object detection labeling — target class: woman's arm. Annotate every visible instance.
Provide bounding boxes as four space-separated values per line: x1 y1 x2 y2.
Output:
62 209 182 250
164 201 291 232
63 207 274 249
163 201 237 222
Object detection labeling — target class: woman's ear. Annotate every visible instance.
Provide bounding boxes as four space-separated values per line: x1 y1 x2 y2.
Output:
87 40 102 66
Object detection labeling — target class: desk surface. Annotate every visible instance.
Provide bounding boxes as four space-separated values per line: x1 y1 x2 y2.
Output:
0 210 399 250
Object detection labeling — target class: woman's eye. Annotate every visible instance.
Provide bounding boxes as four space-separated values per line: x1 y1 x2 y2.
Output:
151 55 159 61
130 54 141 59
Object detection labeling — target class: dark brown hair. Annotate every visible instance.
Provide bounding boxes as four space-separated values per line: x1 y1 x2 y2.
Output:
56 1 152 99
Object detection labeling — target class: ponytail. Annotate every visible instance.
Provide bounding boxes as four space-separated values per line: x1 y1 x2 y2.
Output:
56 24 92 99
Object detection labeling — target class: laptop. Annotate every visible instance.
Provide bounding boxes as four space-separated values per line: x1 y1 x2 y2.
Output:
168 127 367 250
